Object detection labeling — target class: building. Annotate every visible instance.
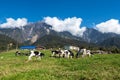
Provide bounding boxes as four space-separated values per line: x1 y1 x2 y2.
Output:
36 46 46 50
64 45 79 51
20 46 36 50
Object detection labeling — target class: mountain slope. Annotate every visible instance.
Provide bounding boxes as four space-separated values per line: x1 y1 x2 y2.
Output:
33 34 91 48
82 28 120 43
99 37 120 48
0 28 28 43
0 34 17 51
0 22 52 43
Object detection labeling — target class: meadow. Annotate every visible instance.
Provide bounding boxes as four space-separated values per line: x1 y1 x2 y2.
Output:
0 50 120 80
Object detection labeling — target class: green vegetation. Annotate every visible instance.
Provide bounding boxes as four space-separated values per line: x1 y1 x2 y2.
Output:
33 35 90 48
0 34 18 52
99 37 120 48
0 50 120 80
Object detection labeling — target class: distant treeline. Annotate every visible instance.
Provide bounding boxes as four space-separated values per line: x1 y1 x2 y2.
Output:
0 34 120 54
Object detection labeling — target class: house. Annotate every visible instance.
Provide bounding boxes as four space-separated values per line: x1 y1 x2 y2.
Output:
64 45 79 51
36 46 46 50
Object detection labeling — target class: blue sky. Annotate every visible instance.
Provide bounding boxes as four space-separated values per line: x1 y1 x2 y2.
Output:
0 0 120 27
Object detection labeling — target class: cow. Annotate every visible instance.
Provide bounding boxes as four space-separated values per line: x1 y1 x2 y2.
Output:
28 50 44 61
76 49 91 58
15 51 30 56
64 50 74 58
15 51 21 56
51 49 74 58
82 49 91 57
59 49 74 58
51 50 61 57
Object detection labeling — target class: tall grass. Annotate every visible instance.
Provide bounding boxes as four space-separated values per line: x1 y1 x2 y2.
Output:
0 50 120 80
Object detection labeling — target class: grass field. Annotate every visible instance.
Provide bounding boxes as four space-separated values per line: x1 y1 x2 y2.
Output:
0 50 120 80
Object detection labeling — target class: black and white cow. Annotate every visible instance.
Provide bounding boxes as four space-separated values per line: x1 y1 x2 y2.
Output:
15 51 30 56
64 50 74 58
28 50 45 61
51 50 61 57
51 49 74 58
15 51 21 56
76 49 91 58
68 50 74 58
57 49 74 58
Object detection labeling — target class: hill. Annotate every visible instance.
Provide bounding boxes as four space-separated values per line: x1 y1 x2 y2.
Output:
83 28 120 43
33 34 91 48
0 34 17 51
99 37 120 48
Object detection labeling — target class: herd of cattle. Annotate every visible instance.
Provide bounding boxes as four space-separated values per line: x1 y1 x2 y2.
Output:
15 48 92 61
51 49 91 58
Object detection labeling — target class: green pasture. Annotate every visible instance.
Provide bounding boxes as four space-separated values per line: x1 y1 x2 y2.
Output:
0 50 120 80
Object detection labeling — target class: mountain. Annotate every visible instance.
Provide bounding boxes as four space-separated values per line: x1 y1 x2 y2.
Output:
0 22 52 43
98 37 120 48
0 21 120 49
0 28 27 43
32 34 91 48
82 28 120 43
0 21 84 43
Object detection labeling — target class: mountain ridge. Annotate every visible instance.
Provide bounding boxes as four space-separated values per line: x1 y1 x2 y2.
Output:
0 21 120 48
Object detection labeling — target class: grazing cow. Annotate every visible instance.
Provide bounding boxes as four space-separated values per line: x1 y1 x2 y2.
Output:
76 49 91 58
63 50 74 58
51 49 74 58
86 50 91 57
76 49 84 58
51 50 61 57
15 51 21 56
68 50 74 58
28 50 44 61
15 51 30 56
40 53 45 58
59 50 66 58
82 49 91 57
60 50 74 58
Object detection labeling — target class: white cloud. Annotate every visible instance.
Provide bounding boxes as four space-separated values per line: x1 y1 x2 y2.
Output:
44 17 86 36
95 19 120 34
0 18 28 28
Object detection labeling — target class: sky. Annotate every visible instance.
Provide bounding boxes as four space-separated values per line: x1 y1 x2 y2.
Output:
0 0 120 36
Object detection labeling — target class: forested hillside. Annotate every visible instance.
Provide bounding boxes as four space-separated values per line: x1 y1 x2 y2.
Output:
0 34 17 51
